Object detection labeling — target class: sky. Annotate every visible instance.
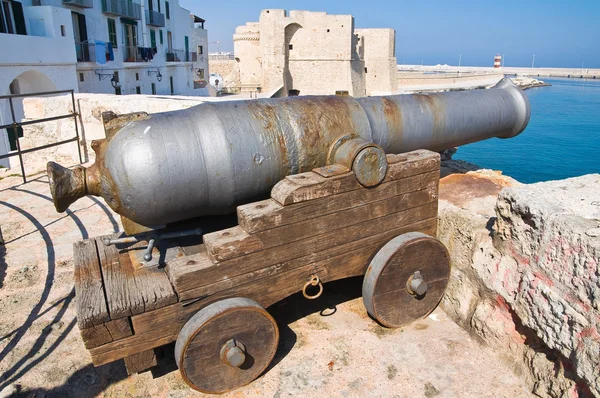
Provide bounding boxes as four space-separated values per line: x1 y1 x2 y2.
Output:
180 0 600 68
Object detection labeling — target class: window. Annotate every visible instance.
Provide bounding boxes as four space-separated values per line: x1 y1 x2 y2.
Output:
0 0 16 34
107 18 117 47
364 67 368 73
157 0 160 12
159 30 163 45
79 72 84 82
150 29 156 48
151 82 156 95
197 45 203 55
288 44 293 50
165 1 169 19
136 72 139 81
198 69 205 79
136 86 141 94
60 25 66 36
169 76 174 95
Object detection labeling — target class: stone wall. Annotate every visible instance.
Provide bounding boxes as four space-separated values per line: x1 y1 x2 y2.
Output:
227 9 398 97
437 169 599 397
355 29 398 95
209 59 241 90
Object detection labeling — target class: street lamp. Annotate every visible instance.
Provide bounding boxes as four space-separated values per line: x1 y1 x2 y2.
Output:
148 68 163 82
96 70 120 88
532 54 536 69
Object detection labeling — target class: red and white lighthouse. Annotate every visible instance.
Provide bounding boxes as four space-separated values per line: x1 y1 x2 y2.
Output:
494 54 502 68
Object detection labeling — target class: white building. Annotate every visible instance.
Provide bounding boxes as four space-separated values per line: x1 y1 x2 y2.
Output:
0 0 209 167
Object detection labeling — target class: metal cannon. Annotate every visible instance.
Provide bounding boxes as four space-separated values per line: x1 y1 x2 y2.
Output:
47 78 529 232
59 78 531 393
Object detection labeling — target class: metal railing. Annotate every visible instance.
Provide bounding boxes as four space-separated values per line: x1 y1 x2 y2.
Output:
146 9 165 27
63 0 93 7
0 90 83 184
166 49 185 62
75 42 96 63
123 46 156 62
102 0 142 19
208 53 235 61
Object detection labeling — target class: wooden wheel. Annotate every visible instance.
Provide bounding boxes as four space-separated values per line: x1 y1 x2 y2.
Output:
362 232 450 328
175 297 279 394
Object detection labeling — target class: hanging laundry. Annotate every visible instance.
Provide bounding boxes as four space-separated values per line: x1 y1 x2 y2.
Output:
106 42 114 62
95 41 107 65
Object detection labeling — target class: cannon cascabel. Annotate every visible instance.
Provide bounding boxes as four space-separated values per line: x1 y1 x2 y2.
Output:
47 78 530 228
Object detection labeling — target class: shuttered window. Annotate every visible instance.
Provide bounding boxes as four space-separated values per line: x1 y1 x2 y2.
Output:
159 29 163 45
165 1 170 19
150 29 156 48
107 18 117 47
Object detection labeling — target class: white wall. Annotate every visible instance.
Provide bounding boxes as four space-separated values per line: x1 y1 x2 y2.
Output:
0 5 78 168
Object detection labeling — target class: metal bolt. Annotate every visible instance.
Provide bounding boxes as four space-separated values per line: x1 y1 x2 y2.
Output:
409 271 428 296
220 339 246 368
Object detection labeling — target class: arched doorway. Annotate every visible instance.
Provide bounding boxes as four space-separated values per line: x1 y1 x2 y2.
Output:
284 23 303 96
1 70 57 167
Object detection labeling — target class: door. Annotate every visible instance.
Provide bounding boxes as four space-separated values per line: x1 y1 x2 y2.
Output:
169 76 174 95
150 29 156 49
167 31 172 52
184 35 189 62
124 23 137 61
72 12 89 61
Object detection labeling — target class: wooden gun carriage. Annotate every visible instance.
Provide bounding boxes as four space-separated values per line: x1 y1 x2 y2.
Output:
73 149 450 394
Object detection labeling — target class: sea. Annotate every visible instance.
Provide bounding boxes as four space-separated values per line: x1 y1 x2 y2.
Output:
455 77 600 183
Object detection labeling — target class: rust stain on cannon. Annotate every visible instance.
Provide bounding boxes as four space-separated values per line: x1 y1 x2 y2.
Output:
295 97 360 171
247 101 290 177
413 94 446 140
381 97 404 149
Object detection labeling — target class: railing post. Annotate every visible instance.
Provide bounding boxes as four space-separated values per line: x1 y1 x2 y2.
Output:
70 90 83 164
8 97 27 183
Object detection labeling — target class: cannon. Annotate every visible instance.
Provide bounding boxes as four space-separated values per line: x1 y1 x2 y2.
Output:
54 79 530 393
47 78 529 233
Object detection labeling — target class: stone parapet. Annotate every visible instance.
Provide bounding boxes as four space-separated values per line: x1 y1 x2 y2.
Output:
438 169 599 397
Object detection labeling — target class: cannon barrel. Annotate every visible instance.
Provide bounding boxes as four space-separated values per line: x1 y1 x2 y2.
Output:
47 78 530 229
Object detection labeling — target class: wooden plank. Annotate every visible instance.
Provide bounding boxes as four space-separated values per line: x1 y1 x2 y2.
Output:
74 239 110 329
80 317 132 349
238 170 438 234
312 164 350 178
255 187 436 250
203 226 264 263
169 201 438 299
97 235 178 319
89 219 437 366
124 349 157 375
179 217 439 302
270 149 439 206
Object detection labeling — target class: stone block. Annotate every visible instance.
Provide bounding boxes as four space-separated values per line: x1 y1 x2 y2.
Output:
438 171 598 397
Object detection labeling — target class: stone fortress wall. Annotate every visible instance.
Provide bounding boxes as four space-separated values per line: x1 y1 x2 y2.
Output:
211 9 398 97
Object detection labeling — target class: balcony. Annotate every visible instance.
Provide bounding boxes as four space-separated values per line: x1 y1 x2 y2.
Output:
123 46 156 62
76 42 96 62
63 0 93 8
146 10 165 27
166 49 188 62
102 0 142 20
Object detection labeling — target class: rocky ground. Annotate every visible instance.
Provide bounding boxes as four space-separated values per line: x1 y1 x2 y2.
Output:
0 165 534 397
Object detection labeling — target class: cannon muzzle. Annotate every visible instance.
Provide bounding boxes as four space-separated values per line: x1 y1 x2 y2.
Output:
47 162 88 213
